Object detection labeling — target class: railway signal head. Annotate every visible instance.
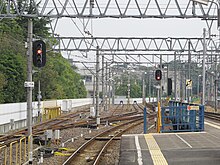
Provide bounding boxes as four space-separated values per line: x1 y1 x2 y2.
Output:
33 40 46 68
155 69 162 81
167 78 172 96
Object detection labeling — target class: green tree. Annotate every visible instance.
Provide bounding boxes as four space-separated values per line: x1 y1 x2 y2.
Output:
0 1 87 103
0 21 26 103
33 52 87 100
115 73 142 98
0 49 26 103
16 0 51 38
0 73 6 103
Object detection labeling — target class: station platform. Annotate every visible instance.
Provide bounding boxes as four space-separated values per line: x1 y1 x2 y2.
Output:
119 121 220 165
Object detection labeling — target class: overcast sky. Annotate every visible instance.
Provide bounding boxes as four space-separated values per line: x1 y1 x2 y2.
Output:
51 1 220 68
55 17 212 37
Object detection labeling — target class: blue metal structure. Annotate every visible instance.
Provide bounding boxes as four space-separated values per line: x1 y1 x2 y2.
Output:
161 101 204 133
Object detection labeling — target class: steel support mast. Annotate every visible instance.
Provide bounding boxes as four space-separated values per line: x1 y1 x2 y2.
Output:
27 19 33 164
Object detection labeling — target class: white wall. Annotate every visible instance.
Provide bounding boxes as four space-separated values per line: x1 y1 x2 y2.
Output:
114 97 156 104
0 98 92 125
0 97 155 125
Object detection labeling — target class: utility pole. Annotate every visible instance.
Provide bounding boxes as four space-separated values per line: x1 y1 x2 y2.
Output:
180 64 185 102
149 72 151 103
102 55 105 111
105 61 108 111
27 19 33 164
108 67 111 107
174 52 177 100
215 54 217 112
188 41 191 103
37 80 41 122
95 46 100 125
127 70 131 108
160 54 162 105
166 64 169 96
112 71 115 105
142 73 146 105
93 74 95 107
183 64 186 101
202 28 206 105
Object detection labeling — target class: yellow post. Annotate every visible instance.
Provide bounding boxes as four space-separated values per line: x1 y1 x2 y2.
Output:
0 145 7 164
59 107 61 115
10 141 18 165
20 136 27 164
157 101 162 133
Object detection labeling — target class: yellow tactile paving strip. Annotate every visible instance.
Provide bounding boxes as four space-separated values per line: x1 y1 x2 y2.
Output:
144 134 168 165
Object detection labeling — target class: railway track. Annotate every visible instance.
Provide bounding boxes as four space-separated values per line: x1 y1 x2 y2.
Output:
205 112 220 122
61 104 156 165
0 109 90 145
62 118 143 165
0 103 155 165
0 104 145 146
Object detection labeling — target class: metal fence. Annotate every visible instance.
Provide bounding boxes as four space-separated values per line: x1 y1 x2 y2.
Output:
160 101 204 133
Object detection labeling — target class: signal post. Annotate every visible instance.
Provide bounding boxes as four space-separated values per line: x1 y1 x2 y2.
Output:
155 69 162 133
26 22 46 163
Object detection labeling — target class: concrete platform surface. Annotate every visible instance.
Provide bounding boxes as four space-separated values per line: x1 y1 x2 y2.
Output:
119 121 220 165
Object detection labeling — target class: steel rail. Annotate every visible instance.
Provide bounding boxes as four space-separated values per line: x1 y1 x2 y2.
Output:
93 120 144 165
0 105 145 147
204 112 220 121
62 117 143 165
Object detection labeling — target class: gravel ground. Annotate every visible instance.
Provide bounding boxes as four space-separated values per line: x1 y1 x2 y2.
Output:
39 126 108 165
0 104 153 165
34 105 148 165
40 105 155 165
98 119 156 165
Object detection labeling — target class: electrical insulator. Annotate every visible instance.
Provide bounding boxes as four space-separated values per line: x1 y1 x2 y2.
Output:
90 0 95 8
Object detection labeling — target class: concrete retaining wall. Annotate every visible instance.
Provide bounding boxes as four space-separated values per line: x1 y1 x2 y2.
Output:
0 98 92 133
0 97 151 133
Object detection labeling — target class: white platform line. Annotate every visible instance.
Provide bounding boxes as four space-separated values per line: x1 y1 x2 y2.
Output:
135 135 143 165
205 121 220 129
175 134 192 148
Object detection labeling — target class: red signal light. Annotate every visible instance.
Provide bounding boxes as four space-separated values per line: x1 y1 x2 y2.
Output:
33 40 46 68
37 49 42 54
155 69 162 81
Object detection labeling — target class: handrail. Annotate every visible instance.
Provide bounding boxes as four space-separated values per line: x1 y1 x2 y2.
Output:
0 145 7 164
10 141 18 165
20 136 27 164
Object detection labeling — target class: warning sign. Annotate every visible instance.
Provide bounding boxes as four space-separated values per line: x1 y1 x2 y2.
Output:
187 105 200 111
186 79 192 89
